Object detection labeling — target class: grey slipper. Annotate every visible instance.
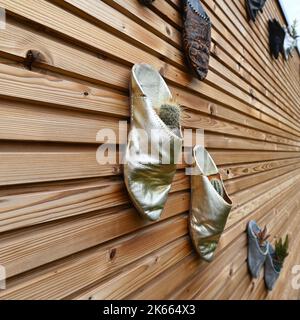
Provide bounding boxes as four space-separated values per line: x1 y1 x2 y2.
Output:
265 244 280 291
247 220 269 278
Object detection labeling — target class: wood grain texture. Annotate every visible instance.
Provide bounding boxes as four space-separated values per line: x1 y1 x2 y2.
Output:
0 0 299 300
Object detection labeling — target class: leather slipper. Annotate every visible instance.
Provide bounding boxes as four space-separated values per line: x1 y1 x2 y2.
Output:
182 0 211 81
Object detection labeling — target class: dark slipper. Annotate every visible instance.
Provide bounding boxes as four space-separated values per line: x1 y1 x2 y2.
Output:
245 0 267 22
268 19 285 59
246 0 256 22
182 0 211 81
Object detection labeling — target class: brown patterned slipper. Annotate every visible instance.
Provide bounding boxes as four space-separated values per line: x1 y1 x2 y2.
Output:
182 0 211 81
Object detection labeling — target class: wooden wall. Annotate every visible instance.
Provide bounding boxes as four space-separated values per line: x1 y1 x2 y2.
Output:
0 0 299 300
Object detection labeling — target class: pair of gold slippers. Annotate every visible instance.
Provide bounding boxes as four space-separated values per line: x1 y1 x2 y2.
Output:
124 64 232 262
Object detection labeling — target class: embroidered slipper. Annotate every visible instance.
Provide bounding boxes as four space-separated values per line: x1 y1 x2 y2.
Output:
182 0 212 80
